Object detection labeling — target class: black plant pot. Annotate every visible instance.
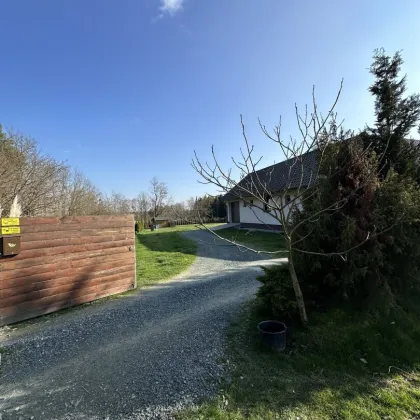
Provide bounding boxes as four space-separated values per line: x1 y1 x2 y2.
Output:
258 320 287 351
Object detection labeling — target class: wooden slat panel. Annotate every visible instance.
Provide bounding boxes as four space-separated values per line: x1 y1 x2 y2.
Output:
20 215 133 226
9 239 133 261
1 265 135 298
21 227 134 243
1 262 135 290
1 246 133 272
1 278 134 314
0 252 134 282
21 234 132 251
1 283 134 326
1 271 135 308
0 215 135 326
20 221 133 234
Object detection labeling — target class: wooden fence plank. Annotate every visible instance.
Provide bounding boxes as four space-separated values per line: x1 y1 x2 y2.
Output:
1 262 135 290
1 246 133 272
20 221 133 234
10 239 133 261
20 215 133 226
21 234 132 251
1 271 135 308
1 266 135 299
1 283 134 326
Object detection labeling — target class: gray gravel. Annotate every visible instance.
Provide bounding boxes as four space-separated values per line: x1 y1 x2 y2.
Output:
0 230 282 420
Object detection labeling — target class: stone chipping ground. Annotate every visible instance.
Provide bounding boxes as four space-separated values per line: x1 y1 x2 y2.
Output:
0 230 283 420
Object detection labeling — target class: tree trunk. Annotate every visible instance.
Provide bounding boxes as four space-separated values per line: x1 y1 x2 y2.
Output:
288 251 308 326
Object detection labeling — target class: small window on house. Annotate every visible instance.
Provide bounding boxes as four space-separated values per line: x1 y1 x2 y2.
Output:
244 199 254 207
286 195 291 203
264 193 272 211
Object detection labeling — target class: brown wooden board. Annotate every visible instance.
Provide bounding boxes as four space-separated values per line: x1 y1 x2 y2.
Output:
0 215 136 326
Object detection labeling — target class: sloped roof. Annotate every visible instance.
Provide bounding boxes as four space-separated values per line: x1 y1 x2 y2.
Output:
223 137 420 202
223 150 319 201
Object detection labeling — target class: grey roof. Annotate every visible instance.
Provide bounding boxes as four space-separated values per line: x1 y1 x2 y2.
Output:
223 137 420 202
223 150 319 201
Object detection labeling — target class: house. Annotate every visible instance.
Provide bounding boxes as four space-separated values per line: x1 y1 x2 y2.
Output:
223 150 318 230
223 136 420 230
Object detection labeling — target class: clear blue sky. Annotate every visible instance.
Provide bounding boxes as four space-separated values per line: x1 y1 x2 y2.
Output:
1 0 420 201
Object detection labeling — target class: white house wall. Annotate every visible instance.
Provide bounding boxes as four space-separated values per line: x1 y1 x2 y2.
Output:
226 193 301 226
239 199 281 225
239 194 300 226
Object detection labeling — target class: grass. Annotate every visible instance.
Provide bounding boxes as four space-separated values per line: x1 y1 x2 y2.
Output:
136 223 222 286
179 296 420 419
215 227 286 254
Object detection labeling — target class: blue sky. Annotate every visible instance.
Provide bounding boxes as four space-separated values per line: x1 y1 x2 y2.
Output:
1 0 420 201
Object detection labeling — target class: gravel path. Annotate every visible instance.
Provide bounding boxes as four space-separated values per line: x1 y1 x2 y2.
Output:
0 230 282 420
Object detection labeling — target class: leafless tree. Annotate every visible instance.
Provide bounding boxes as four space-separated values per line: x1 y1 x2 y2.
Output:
0 127 68 216
57 169 103 216
149 177 170 218
133 192 152 224
191 82 394 325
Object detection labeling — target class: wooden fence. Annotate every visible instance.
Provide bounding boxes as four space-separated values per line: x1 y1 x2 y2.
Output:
0 215 136 326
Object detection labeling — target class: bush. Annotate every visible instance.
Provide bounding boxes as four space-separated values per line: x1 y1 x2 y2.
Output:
135 220 145 232
257 265 299 320
289 140 420 315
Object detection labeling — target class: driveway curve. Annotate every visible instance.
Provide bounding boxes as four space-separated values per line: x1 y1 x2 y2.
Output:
0 230 282 420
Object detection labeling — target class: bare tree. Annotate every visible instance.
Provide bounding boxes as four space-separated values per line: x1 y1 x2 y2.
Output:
191 82 391 325
0 127 68 216
134 192 152 224
57 169 103 216
149 177 170 218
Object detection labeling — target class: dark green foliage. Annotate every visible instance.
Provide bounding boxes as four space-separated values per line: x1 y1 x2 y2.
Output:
135 220 145 232
292 138 386 305
361 49 420 178
194 194 227 218
257 265 298 319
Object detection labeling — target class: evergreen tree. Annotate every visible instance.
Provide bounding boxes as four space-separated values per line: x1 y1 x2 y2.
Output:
362 49 420 178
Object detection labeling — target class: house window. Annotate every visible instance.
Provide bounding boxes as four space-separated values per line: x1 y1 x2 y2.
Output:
264 193 272 211
243 199 254 207
286 195 291 203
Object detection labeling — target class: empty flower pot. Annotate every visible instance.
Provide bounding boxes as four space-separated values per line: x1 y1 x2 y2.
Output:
258 320 287 351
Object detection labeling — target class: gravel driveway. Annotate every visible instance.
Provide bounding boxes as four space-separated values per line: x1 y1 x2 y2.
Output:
0 230 282 420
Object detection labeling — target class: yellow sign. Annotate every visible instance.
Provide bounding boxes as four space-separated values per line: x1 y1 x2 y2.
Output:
1 218 20 226
1 226 21 235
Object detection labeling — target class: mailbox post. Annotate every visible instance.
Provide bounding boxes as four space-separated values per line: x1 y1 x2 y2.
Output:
0 218 21 258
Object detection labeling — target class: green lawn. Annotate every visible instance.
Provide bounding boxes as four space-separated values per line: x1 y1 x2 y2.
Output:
136 224 222 286
215 227 286 254
179 298 420 420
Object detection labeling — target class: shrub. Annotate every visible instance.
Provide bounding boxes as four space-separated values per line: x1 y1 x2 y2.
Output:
135 220 145 232
257 265 299 320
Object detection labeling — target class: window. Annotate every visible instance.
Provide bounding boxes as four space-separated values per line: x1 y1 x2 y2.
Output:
264 193 272 211
243 199 254 207
286 195 291 203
